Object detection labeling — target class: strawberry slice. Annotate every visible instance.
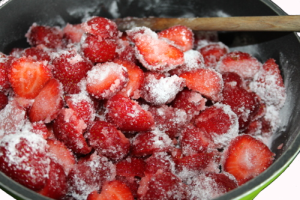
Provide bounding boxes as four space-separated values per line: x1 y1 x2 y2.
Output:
217 51 262 79
223 135 274 185
158 25 194 52
9 57 52 99
199 42 229 68
63 23 85 44
115 175 140 199
87 121 130 161
116 157 146 178
86 62 129 99
29 78 64 123
179 68 223 101
127 27 184 72
105 94 154 132
87 180 134 200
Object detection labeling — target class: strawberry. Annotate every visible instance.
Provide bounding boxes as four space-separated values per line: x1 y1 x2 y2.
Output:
158 25 194 52
217 51 262 79
82 34 117 63
244 120 262 136
63 23 85 44
116 157 146 178
47 138 76 175
250 59 286 108
144 152 175 175
52 49 93 94
105 94 154 132
114 59 144 99
222 135 274 185
87 121 130 161
8 57 52 99
115 38 137 64
29 79 64 123
87 180 134 200
26 23 63 49
38 160 68 199
23 46 51 62
222 72 245 88
179 68 223 101
86 62 129 99
52 108 92 155
82 17 119 39
31 121 51 139
0 92 8 110
0 53 11 92
127 27 184 72
199 42 229 68
115 175 140 199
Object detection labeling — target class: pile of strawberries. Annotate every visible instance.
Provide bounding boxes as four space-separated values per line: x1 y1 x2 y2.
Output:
0 16 286 200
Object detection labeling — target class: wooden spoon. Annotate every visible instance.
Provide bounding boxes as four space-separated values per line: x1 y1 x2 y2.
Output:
115 15 300 32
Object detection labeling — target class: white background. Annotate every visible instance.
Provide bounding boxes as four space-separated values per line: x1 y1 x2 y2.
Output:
0 0 300 200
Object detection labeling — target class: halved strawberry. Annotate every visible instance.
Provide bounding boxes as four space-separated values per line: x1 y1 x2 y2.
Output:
179 68 223 101
86 121 130 161
9 57 52 99
158 25 194 52
105 94 154 132
87 180 134 200
115 175 140 199
116 157 146 178
52 108 92 155
63 23 85 44
86 62 129 99
217 51 262 79
29 78 64 123
222 135 274 185
199 42 229 68
144 152 175 175
23 46 51 62
127 27 184 72
115 38 137 64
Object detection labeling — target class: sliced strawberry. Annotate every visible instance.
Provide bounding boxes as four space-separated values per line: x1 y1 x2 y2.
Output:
86 62 129 99
131 130 173 157
141 72 185 105
105 94 154 132
52 49 93 94
116 157 146 178
217 51 262 79
127 27 184 72
158 25 194 52
63 23 85 44
179 68 223 101
9 57 52 99
82 17 119 39
87 121 130 161
31 121 51 139
26 23 63 49
114 59 144 99
223 135 274 185
82 34 117 63
250 59 286 108
38 160 68 199
52 108 92 155
222 72 245 88
23 46 51 62
115 175 140 199
67 153 116 200
47 138 76 175
0 91 8 110
87 180 134 200
144 152 175 175
0 132 50 191
115 38 137 64
199 42 229 68
29 79 64 123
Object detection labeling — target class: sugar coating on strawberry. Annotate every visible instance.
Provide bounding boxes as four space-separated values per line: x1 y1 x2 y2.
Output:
0 54 11 92
199 42 229 69
216 51 262 79
194 103 239 148
116 157 146 178
0 130 50 191
86 62 129 99
115 38 137 64
260 105 281 141
249 59 286 108
23 46 52 62
158 25 194 52
127 27 184 72
141 73 185 105
144 152 176 175
63 23 85 44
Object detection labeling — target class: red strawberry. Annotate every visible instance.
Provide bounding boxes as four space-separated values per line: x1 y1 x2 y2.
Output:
105 94 154 132
63 23 85 44
116 157 146 178
0 132 50 191
26 24 63 49
38 160 68 199
114 59 144 99
115 175 140 199
158 25 194 52
47 138 76 175
179 68 223 101
0 53 11 92
87 121 130 161
222 72 245 88
115 38 137 64
31 121 51 139
127 27 184 72
217 51 262 79
86 62 129 99
29 79 64 123
0 91 8 110
23 46 51 62
222 135 274 185
52 49 93 94
52 108 92 155
82 17 119 39
199 42 229 68
144 152 175 175
244 120 262 136
250 59 286 108
82 34 117 63
87 180 134 200
9 57 52 99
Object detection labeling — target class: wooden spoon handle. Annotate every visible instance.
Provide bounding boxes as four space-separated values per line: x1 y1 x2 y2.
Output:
115 15 300 31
